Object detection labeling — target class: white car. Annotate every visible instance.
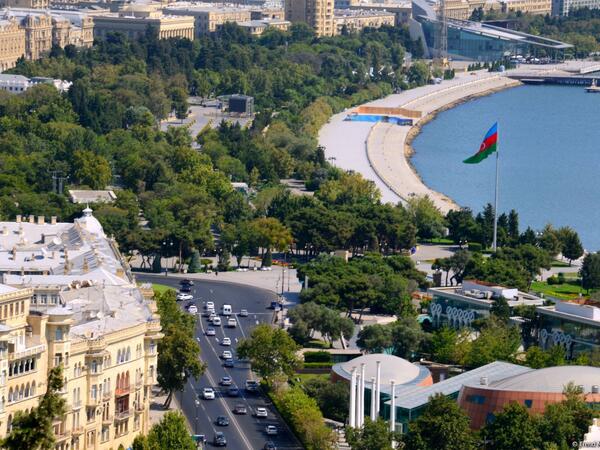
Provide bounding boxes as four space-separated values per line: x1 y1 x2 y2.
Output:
227 318 237 328
239 309 249 317
205 328 216 336
221 337 231 346
202 387 215 400
220 376 233 386
205 301 215 310
176 293 193 301
212 317 222 326
254 407 268 418
208 313 217 322
221 350 233 359
187 305 198 314
265 425 278 436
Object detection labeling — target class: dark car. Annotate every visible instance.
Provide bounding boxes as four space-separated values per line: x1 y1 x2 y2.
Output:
223 358 235 368
179 285 192 293
180 279 194 286
215 415 230 426
264 442 277 450
228 386 240 397
233 404 247 414
185 301 195 308
213 432 227 446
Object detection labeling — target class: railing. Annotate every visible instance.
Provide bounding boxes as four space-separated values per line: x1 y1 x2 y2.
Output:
71 400 82 410
71 425 84 436
115 385 131 397
55 430 71 442
102 415 113 425
8 344 45 361
114 410 131 421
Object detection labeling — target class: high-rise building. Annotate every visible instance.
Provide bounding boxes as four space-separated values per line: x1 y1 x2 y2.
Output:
551 0 600 15
285 0 334 36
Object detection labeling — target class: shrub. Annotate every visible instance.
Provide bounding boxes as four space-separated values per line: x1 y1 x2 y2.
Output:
468 242 483 252
303 351 332 363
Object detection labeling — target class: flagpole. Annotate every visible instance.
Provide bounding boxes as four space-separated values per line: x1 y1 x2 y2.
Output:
492 124 499 252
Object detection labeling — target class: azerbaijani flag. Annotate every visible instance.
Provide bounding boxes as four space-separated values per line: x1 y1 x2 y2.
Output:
463 122 498 164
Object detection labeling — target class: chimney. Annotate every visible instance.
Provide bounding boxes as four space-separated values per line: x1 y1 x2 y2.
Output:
28 215 34 224
37 216 44 225
480 376 488 386
16 215 21 223
51 216 57 225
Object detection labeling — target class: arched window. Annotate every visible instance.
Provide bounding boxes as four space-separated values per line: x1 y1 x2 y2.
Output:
19 385 23 399
126 347 131 361
25 383 29 398
31 358 35 370
116 374 121 389
3 305 6 318
9 303 13 316
8 388 12 403
20 301 24 314
8 414 12 431
91 360 97 373
31 381 35 396
117 350 121 364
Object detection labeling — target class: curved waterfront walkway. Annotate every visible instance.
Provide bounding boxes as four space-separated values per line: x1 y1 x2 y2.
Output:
319 71 521 211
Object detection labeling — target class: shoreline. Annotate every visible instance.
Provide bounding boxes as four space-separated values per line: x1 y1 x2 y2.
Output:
403 80 522 197
364 75 522 213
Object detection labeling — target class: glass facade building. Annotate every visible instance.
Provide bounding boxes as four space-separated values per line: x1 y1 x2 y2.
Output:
537 307 600 358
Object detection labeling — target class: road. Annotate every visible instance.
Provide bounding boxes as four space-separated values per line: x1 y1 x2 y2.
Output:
137 274 303 450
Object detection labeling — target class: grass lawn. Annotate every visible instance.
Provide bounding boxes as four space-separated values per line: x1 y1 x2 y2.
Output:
149 283 176 294
531 280 584 300
292 373 329 386
305 339 332 349
420 238 454 245
551 260 571 268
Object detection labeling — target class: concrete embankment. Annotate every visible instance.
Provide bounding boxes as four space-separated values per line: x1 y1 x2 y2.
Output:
364 75 522 213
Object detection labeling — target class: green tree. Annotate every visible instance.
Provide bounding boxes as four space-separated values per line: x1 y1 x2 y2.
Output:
403 394 476 450
2 366 67 450
250 217 293 267
388 316 427 359
580 252 600 292
406 195 446 240
407 61 430 86
133 411 195 450
72 149 112 189
347 417 399 450
465 317 521 368
357 324 393 353
557 227 584 265
237 324 301 385
483 402 540 450
156 291 205 408
304 378 349 423
490 296 511 323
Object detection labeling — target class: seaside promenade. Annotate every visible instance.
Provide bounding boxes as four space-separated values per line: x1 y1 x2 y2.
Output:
318 61 600 212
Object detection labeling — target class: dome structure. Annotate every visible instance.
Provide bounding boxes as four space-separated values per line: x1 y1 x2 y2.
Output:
75 206 105 238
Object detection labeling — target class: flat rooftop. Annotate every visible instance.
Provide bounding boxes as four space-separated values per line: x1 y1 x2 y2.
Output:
429 280 545 308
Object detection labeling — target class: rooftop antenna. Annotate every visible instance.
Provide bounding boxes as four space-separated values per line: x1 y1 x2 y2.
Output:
435 0 448 58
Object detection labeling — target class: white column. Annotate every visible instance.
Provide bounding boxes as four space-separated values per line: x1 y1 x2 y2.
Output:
355 371 361 427
389 379 396 433
359 363 366 427
370 377 376 421
349 367 357 428
375 360 381 415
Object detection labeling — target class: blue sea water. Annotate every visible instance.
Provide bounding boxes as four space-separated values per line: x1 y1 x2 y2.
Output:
411 84 600 250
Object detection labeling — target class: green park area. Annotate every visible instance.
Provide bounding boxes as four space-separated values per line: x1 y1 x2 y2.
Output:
531 280 584 300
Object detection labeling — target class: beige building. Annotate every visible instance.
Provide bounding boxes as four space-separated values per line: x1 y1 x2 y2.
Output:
237 17 290 34
163 4 251 36
333 8 395 33
0 9 93 66
91 5 194 40
285 0 334 36
0 19 25 71
0 209 162 450
0 0 48 9
500 0 551 14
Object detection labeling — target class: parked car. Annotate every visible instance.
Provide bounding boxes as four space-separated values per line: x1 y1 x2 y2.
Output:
227 318 237 328
221 337 231 346
254 407 268 418
220 376 233 386
202 387 215 400
234 404 247 414
205 327 216 336
215 415 230 426
213 432 227 446
239 309 249 317
212 317 222 326
187 305 198 314
228 386 240 397
221 350 233 359
223 358 235 368
265 425 278 436
176 292 193 301
180 279 194 286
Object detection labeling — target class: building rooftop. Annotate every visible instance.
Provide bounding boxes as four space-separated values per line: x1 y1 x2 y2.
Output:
334 8 396 16
0 74 29 84
476 365 600 393
68 190 117 204
388 361 533 410
429 280 545 308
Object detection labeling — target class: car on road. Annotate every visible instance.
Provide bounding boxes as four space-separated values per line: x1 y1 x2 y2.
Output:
254 407 268 418
228 386 240 397
221 337 231 346
220 376 233 386
205 327 216 336
202 309 213 317
221 350 232 359
265 425 278 436
233 404 247 414
205 301 214 310
213 432 227 447
215 415 230 426
239 309 249 317
185 300 195 308
264 442 277 450
245 380 259 392
176 292 193 301
179 285 192 293
223 358 234 368
221 304 232 316
208 312 217 322
180 279 194 286
212 317 222 326
187 305 198 314
260 266 272 271
227 318 237 328
202 387 215 400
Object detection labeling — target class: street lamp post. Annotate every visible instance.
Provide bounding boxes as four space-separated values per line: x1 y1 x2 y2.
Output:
194 399 200 434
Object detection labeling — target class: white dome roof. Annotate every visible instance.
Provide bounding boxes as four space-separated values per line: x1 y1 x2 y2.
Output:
334 353 422 388
76 207 105 237
488 365 600 393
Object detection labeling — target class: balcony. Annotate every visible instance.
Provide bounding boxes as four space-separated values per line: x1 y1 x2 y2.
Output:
135 401 144 413
55 430 71 442
115 385 131 397
102 390 112 401
70 400 83 410
102 415 113 425
135 378 143 389
71 425 84 436
114 409 131 421
9 343 45 361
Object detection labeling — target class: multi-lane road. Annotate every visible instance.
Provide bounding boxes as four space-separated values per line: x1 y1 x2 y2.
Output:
137 274 302 450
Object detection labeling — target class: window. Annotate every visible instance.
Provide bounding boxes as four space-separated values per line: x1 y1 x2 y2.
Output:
91 385 97 400
524 399 533 408
55 328 63 341
101 426 109 442
466 395 486 405
486 412 496 424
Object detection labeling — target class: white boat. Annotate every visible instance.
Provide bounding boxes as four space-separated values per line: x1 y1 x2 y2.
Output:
586 79 600 93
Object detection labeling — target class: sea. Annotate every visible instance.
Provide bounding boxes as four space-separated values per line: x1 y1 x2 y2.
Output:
411 83 600 251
